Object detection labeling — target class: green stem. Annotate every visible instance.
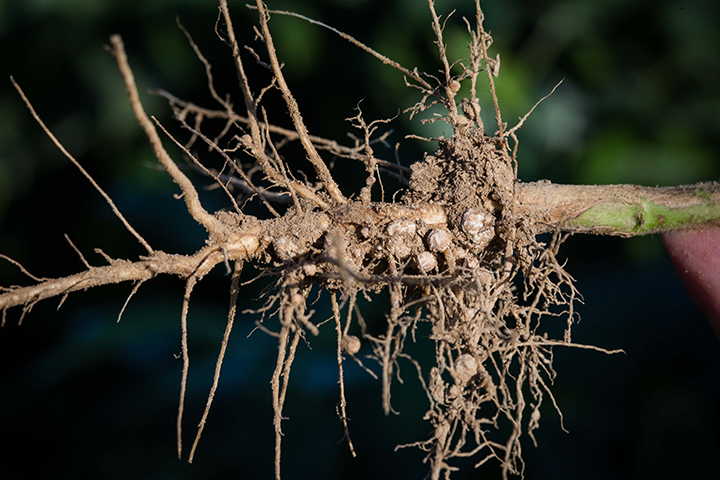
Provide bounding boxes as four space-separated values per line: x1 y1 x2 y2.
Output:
516 181 720 236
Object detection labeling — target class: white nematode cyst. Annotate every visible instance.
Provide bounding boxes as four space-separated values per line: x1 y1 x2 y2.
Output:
342 335 361 355
427 228 452 252
455 354 478 384
386 219 417 237
461 208 495 247
417 251 438 272
273 236 303 260
387 239 412 258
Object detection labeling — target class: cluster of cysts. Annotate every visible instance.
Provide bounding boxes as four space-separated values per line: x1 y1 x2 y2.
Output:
268 205 497 278
382 206 496 275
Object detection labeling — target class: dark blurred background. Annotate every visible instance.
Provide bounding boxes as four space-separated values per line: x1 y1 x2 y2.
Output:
1 0 719 479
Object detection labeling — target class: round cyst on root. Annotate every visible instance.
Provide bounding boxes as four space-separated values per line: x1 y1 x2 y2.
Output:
416 251 438 272
273 236 303 261
461 208 495 248
342 335 361 355
302 262 317 276
387 219 417 237
427 228 452 252
455 354 478 384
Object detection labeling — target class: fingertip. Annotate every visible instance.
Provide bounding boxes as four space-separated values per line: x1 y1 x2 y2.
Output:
662 228 720 340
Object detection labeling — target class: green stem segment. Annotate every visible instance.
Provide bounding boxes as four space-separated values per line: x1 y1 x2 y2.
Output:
566 196 720 235
516 181 720 236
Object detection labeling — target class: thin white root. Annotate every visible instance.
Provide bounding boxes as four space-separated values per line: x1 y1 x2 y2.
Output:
189 261 244 462
177 274 199 459
10 77 154 255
